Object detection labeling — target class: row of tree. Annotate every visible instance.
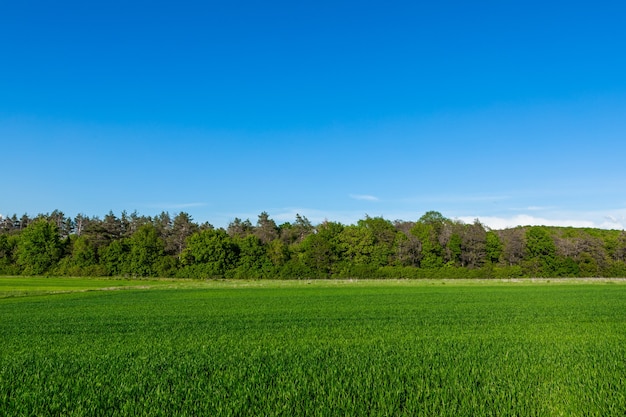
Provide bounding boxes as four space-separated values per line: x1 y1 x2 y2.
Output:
1 210 625 278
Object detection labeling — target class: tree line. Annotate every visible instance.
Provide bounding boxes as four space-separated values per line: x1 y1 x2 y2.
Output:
1 210 625 278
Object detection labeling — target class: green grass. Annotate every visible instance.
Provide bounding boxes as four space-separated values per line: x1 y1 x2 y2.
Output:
0 276 176 298
1 278 625 416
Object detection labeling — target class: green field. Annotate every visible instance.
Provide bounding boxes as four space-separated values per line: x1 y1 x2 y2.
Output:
0 276 178 299
1 278 625 416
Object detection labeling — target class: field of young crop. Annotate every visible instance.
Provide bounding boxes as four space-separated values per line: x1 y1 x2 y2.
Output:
1 278 625 416
0 276 175 299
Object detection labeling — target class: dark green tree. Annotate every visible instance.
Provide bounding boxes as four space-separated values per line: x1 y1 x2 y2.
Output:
279 214 314 245
100 240 129 276
0 233 18 273
267 239 290 267
73 213 91 236
524 226 557 276
127 224 166 277
410 212 447 268
358 216 397 260
45 209 73 238
233 235 272 278
71 235 99 268
127 210 152 237
181 229 239 277
613 231 626 262
255 212 279 244
167 212 198 257
16 219 63 275
339 224 375 265
83 212 122 251
485 230 503 264
154 211 172 242
418 211 448 228
298 221 344 277
227 218 253 238
446 233 462 266
19 213 32 230
103 211 124 240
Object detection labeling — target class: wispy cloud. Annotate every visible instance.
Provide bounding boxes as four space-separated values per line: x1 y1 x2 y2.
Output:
145 202 208 210
400 194 510 204
506 206 555 212
349 194 379 202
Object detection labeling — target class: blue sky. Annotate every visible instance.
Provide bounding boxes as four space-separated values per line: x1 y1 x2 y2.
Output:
1 1 626 229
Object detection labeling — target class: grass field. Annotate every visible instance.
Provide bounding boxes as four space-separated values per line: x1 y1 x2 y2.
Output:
0 276 177 299
1 278 625 416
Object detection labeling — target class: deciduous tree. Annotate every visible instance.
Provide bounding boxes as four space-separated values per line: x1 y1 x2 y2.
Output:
182 229 239 277
16 219 63 275
410 212 447 268
127 224 166 277
299 221 344 277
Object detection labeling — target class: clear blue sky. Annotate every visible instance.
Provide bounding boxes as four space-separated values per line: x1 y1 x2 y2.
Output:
2 1 626 229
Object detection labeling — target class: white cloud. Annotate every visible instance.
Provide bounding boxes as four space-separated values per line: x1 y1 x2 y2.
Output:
401 194 510 204
525 206 552 211
349 194 379 202
459 210 626 230
598 213 626 230
146 202 208 210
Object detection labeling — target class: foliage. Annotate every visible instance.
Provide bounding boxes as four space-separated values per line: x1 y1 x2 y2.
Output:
485 230 503 264
410 218 444 268
231 235 273 278
0 234 18 274
15 219 63 275
100 240 129 276
127 224 166 277
524 226 557 276
298 221 344 277
181 229 239 278
1 210 626 278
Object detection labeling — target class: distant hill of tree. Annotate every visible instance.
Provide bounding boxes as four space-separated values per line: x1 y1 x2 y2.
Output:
1 210 625 278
